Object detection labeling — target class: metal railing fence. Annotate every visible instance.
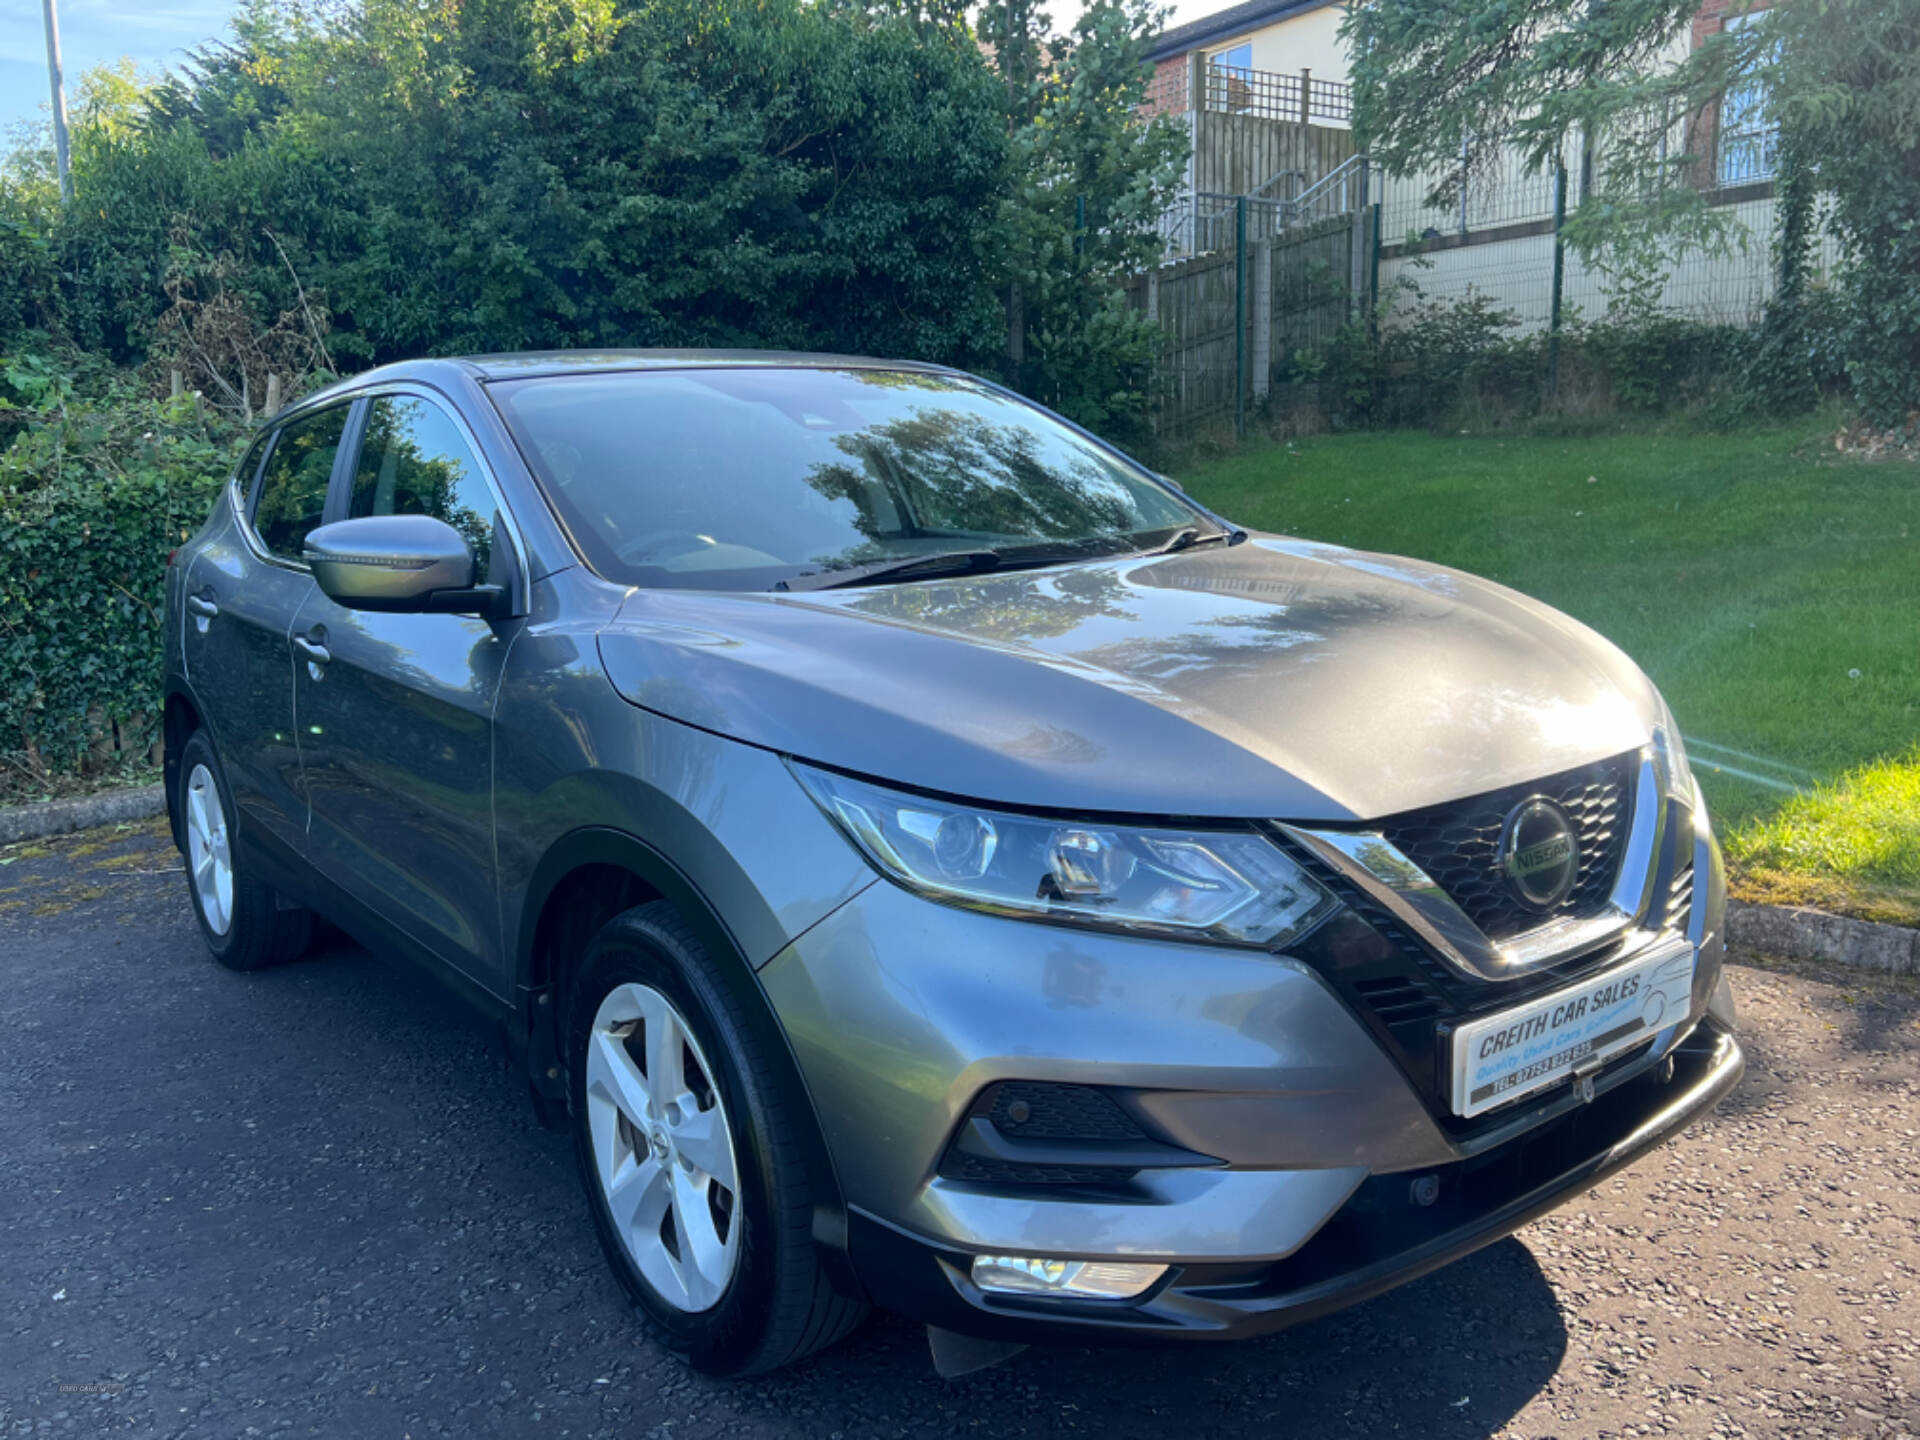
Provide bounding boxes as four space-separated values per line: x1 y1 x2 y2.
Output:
1135 181 1375 437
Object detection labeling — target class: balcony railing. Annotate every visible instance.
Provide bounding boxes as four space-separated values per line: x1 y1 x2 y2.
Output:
1201 63 1352 127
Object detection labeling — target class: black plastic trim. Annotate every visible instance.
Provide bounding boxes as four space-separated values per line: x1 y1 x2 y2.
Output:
1272 796 1722 1149
951 1117 1219 1172
513 825 865 1304
846 1020 1743 1347
236 823 514 1024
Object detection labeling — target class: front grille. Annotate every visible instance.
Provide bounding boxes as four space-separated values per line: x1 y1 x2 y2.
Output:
1280 768 1672 1141
1665 857 1695 935
1320 894 1647 1139
1353 975 1444 1025
1376 753 1636 941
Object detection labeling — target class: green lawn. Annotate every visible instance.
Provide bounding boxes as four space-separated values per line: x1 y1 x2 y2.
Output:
1177 418 1920 920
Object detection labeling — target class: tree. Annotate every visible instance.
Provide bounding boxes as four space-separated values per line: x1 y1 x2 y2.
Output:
143 0 309 158
19 0 1196 438
0 122 60 348
1346 0 1920 429
48 0 1013 376
1346 0 1766 253
982 0 1188 436
1766 0 1920 427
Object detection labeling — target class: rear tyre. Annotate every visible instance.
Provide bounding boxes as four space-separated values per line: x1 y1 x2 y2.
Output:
567 901 866 1375
177 729 312 971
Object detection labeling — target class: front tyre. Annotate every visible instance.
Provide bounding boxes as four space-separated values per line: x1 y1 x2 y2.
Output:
568 901 866 1374
177 729 312 971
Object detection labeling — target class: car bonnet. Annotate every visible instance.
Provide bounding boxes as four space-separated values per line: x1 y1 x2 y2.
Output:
594 537 1657 822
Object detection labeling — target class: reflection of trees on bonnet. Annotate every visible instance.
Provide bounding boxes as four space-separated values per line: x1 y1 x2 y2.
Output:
803 405 1140 546
843 564 1135 644
1074 591 1404 687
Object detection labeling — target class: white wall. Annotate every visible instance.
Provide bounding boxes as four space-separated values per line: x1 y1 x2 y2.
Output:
1375 192 1843 334
1203 5 1352 86
1176 1 1827 335
1214 2 1685 92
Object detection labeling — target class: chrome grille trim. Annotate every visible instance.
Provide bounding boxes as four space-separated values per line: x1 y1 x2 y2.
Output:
1279 748 1666 983
1375 760 1633 939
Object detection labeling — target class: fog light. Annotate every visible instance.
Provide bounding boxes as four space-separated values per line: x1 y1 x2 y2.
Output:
970 1255 1167 1300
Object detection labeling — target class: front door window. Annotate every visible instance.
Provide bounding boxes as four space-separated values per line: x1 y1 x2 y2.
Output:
348 397 501 579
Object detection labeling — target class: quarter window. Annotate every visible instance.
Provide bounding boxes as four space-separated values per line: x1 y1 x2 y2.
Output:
223 432 272 529
348 396 499 578
235 432 272 493
254 405 349 561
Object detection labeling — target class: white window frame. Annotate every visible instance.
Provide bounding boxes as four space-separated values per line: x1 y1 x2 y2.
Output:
1717 12 1778 186
1209 41 1252 72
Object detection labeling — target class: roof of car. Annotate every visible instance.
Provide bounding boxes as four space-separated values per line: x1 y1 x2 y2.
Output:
267 349 964 423
459 349 958 380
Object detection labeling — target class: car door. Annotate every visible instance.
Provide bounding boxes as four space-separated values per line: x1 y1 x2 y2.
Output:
182 404 351 856
290 390 525 995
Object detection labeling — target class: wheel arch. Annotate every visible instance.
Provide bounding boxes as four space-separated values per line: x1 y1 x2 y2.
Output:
514 826 865 1304
162 683 205 853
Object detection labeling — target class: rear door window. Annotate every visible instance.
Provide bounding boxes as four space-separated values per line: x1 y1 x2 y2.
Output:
253 405 350 561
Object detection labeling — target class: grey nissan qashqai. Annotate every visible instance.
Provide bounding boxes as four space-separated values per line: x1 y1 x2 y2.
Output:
162 351 1742 1377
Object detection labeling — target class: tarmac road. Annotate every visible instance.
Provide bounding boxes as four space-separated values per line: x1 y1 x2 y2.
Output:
1 817 1915 1439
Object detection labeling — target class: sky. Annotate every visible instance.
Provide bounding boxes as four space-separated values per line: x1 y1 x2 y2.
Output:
4 0 234 139
4 0 1230 140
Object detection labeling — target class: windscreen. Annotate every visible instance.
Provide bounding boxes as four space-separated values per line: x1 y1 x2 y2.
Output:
488 367 1202 590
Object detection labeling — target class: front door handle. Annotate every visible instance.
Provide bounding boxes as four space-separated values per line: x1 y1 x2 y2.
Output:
292 634 331 667
186 593 219 618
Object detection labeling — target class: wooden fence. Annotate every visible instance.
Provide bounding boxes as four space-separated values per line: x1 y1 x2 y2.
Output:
1191 113 1354 206
1130 61 1368 436
1133 199 1375 437
1133 245 1243 432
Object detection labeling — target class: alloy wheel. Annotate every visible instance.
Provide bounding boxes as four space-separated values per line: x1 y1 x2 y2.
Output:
585 982 741 1313
184 762 234 936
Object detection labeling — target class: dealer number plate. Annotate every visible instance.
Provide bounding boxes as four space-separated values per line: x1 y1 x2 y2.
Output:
1449 938 1695 1118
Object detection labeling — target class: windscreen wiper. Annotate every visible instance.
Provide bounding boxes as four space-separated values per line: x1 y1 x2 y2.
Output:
1148 526 1235 557
773 550 1005 593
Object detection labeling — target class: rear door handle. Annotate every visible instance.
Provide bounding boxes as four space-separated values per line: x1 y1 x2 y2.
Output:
292 634 331 666
186 593 219 618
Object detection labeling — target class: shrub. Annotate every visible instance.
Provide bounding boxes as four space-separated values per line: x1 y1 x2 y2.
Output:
0 344 243 778
49 0 1013 377
0 216 56 350
1272 278 1848 436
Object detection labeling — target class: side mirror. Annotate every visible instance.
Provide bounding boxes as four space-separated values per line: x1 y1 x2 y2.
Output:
304 515 507 618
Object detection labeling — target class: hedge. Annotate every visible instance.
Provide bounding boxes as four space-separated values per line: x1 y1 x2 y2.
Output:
1 347 242 778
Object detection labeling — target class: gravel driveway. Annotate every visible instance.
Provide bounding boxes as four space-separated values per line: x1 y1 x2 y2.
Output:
1 818 1915 1439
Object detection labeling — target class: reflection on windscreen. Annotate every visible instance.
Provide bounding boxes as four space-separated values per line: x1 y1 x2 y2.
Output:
489 368 1196 590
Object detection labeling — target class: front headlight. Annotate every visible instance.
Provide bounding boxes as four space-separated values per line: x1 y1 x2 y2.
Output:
792 763 1338 947
1651 692 1695 804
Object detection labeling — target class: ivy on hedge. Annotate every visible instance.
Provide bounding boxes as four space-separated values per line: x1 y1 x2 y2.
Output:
0 346 243 775
1278 282 1852 432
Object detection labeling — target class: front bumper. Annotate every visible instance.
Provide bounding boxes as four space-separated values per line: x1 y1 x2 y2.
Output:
755 792 1737 1340
846 1017 1741 1344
